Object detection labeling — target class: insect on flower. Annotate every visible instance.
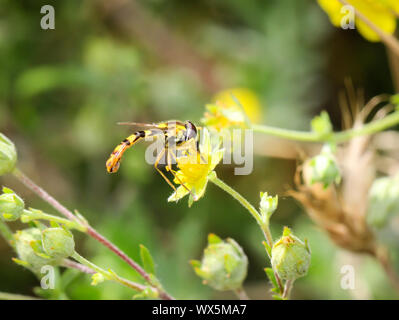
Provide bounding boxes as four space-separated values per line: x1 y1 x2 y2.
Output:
106 120 201 198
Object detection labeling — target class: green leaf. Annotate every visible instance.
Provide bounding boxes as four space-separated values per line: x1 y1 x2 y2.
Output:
189 259 201 269
12 257 30 268
139 244 155 275
262 241 271 257
2 187 14 194
264 267 278 290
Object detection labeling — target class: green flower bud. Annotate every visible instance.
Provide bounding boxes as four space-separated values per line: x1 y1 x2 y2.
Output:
260 192 278 222
305 144 341 188
14 228 56 274
42 227 75 259
271 227 311 281
191 234 248 291
0 133 17 176
367 174 399 228
0 187 24 221
311 111 332 137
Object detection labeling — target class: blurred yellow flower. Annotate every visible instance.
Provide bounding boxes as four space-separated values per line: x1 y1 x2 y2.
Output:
317 0 398 42
202 88 262 131
168 129 224 206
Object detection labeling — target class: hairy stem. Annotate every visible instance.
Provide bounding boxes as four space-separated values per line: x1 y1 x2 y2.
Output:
22 209 86 232
251 110 399 143
0 291 40 300
12 168 174 300
12 168 79 223
71 252 147 292
209 174 284 295
282 279 294 299
234 287 250 300
62 258 96 274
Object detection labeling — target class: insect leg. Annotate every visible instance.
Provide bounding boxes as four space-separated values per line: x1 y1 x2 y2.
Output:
167 148 198 200
154 147 177 191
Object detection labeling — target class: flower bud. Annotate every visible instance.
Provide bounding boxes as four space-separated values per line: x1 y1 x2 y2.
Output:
271 227 311 280
41 227 75 259
14 228 55 274
311 111 332 137
367 174 399 228
260 192 278 222
0 187 24 221
191 234 248 291
0 133 17 176
304 144 341 188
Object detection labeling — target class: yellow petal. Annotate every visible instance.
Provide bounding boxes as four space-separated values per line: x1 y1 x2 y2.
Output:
213 88 262 124
352 0 397 42
318 0 397 42
168 186 190 202
317 0 344 27
209 149 224 172
192 178 209 200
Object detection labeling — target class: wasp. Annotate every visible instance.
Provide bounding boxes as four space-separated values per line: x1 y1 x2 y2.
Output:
106 120 199 196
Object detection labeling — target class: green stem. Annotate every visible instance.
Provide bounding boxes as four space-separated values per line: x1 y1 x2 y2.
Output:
12 168 174 300
209 175 262 225
251 110 399 143
71 251 146 292
0 291 40 300
234 287 250 300
21 209 86 232
209 174 284 294
333 111 399 142
252 124 321 142
0 220 15 249
282 279 294 300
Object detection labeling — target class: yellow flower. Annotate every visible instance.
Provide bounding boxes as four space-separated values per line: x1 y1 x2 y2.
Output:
317 0 397 42
168 129 224 206
202 88 262 131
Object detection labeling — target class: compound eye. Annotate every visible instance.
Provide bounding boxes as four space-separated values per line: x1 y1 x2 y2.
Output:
185 121 197 141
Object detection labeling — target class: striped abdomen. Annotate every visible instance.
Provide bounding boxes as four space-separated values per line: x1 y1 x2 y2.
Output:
106 131 146 173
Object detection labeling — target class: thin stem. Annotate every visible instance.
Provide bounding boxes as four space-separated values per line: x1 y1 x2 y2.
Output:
62 258 96 274
0 219 15 249
21 209 86 232
234 287 250 300
71 251 147 292
12 168 79 222
0 291 40 300
209 175 262 225
209 175 284 294
252 124 321 142
251 110 399 143
71 252 112 278
282 279 294 299
333 111 399 142
12 168 174 300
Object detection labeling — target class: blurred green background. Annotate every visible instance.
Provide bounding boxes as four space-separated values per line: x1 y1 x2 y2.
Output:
0 0 397 299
